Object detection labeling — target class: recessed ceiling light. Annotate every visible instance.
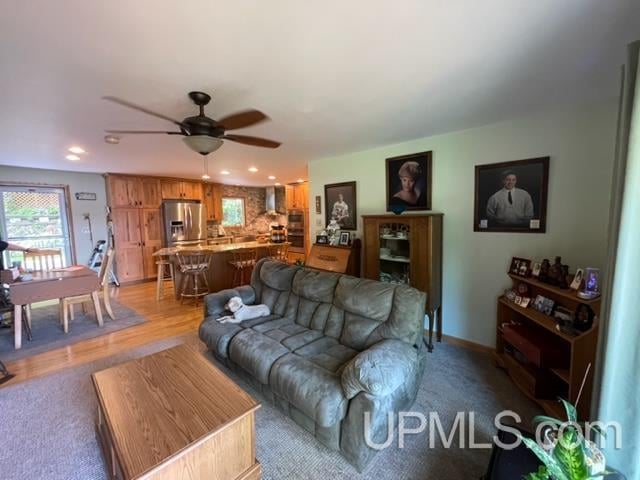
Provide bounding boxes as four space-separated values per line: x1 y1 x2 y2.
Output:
104 135 120 144
220 170 230 175
275 182 281 186
268 175 276 180
248 167 258 173
68 146 85 154
201 174 211 180
297 178 304 183
65 154 80 161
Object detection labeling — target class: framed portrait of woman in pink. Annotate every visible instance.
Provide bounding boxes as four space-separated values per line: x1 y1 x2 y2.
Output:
385 151 432 212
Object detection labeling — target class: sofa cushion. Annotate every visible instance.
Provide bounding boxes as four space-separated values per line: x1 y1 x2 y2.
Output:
295 337 359 374
292 268 340 303
198 317 242 359
260 260 299 290
270 353 348 427
229 329 290 384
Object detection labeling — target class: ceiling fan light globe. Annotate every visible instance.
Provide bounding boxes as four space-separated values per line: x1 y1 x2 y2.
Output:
182 135 223 155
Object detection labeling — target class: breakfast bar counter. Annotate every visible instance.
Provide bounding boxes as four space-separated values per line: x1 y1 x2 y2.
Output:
153 241 289 297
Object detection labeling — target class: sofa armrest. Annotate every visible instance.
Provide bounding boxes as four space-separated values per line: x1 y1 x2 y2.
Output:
341 339 418 399
203 285 256 318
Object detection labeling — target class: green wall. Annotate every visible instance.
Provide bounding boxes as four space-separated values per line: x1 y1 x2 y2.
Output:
309 100 617 347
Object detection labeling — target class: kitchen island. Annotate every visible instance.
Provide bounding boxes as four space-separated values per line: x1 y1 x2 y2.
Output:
153 241 289 298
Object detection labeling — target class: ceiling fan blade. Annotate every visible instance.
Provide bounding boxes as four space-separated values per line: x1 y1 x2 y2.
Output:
223 134 281 148
105 129 183 135
102 96 188 131
218 110 269 130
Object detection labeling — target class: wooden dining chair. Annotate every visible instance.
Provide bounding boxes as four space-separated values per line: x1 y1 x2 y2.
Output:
23 248 63 271
60 247 115 333
229 248 257 286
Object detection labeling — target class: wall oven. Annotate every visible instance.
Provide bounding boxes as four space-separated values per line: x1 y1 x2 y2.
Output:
287 209 305 251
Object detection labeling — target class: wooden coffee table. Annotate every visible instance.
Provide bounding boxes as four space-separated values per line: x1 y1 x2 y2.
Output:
92 344 261 480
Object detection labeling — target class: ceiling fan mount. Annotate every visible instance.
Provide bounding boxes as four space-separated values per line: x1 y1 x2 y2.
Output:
103 90 281 155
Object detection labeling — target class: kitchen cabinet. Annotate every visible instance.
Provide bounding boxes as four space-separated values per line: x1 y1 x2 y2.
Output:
111 208 145 282
108 175 140 208
107 175 161 208
161 180 202 201
285 183 308 210
111 208 162 281
182 181 203 201
140 178 162 208
140 209 163 279
203 183 223 221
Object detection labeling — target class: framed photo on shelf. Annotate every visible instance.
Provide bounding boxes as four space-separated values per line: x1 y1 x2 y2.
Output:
531 261 542 277
338 232 350 246
385 151 432 212
474 157 549 233
509 257 531 277
570 268 584 290
316 234 328 244
325 181 357 230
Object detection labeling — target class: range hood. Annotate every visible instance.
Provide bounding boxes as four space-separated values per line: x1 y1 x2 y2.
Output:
265 186 278 215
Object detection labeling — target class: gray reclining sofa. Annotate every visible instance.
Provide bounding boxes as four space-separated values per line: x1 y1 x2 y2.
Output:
199 259 427 471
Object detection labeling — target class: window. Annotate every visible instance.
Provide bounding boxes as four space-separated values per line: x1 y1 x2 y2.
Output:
0 185 74 268
221 197 245 227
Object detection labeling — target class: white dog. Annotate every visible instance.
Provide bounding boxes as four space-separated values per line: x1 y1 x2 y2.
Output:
216 296 270 324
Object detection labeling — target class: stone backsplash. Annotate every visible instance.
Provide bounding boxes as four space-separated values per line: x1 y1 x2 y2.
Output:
220 185 286 234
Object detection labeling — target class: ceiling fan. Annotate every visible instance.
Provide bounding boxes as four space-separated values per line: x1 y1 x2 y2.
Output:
103 91 281 155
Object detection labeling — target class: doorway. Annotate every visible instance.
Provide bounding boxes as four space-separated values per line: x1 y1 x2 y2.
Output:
0 185 74 268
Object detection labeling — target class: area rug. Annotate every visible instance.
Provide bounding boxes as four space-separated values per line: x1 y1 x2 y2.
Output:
0 334 541 480
0 299 148 362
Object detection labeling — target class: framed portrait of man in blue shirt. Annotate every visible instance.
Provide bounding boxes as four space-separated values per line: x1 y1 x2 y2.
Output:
474 157 549 233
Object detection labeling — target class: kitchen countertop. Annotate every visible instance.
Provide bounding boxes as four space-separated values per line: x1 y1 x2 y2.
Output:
153 241 290 257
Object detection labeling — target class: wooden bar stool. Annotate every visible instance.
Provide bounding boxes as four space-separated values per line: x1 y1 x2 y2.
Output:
267 244 289 262
176 252 212 304
155 257 175 300
229 248 257 286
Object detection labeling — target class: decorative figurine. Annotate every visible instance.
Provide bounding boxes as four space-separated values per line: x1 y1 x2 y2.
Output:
558 265 570 289
538 258 551 282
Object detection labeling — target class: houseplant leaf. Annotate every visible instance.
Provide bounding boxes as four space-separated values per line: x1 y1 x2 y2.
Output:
559 398 578 423
518 435 569 480
553 428 589 480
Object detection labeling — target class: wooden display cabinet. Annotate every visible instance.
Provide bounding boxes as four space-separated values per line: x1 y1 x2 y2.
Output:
493 273 601 420
362 214 443 350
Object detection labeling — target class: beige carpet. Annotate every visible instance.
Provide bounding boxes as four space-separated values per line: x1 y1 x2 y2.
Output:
0 333 541 479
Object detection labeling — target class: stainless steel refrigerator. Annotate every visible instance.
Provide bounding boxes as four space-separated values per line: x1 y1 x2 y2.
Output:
162 200 207 247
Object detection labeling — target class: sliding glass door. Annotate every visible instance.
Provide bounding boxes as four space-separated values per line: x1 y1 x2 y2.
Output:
0 185 73 268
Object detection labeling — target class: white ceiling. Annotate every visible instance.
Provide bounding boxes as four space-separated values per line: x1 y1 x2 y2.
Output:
0 0 638 186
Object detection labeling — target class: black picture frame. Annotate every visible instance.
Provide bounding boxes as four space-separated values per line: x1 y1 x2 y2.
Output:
324 181 357 230
316 234 328 244
474 157 549 233
338 232 350 246
385 151 432 212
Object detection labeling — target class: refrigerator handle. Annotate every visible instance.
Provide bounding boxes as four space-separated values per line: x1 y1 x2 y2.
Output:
187 205 192 234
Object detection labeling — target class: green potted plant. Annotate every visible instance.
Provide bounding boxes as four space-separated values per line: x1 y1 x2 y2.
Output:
518 398 615 480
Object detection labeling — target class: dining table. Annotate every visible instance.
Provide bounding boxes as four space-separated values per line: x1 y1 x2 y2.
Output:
5 265 101 349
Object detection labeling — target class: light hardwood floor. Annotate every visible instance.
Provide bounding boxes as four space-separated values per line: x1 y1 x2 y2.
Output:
3 280 202 387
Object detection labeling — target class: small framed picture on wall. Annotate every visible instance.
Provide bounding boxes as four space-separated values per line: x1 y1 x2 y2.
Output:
385 151 432 211
474 157 549 233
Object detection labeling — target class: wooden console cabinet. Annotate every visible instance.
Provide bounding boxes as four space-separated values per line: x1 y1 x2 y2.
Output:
362 214 443 350
493 274 600 420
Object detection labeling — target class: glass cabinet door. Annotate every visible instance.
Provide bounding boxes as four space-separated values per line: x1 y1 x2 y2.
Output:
378 222 411 285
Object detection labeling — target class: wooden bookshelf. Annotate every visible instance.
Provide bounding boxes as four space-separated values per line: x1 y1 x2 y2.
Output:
495 274 601 420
